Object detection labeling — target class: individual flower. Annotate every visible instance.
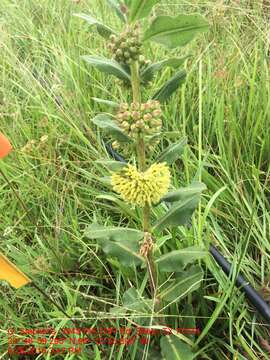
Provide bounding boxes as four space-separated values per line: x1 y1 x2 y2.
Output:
111 163 170 207
115 100 162 138
0 133 12 159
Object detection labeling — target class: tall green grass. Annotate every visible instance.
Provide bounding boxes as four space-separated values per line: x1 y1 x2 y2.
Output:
0 0 269 358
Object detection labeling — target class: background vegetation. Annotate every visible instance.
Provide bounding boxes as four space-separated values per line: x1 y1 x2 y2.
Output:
0 0 269 358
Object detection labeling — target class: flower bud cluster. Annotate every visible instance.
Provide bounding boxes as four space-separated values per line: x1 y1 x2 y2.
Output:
115 100 162 138
108 24 142 64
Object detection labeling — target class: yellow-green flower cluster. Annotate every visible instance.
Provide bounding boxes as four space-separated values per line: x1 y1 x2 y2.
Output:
111 163 170 207
115 100 162 138
108 24 142 65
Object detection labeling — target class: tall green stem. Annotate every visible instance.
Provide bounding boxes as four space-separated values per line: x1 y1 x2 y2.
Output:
137 137 146 171
130 61 158 300
131 62 141 104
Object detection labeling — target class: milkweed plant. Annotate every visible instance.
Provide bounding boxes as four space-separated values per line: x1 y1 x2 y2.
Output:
75 1 209 357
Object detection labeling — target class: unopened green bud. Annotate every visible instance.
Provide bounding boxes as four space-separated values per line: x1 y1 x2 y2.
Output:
144 102 152 110
136 120 144 128
108 43 114 51
131 39 139 47
120 3 128 14
140 104 146 111
132 111 140 120
119 103 128 111
123 111 130 120
153 109 162 117
139 55 145 62
122 121 130 129
152 119 162 126
131 102 139 110
110 34 116 42
117 113 125 122
143 113 152 121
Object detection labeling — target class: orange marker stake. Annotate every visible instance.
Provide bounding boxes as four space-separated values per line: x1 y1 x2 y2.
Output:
0 252 31 288
0 132 12 159
0 134 30 288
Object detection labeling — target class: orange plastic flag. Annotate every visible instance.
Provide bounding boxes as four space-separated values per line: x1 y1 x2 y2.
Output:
0 252 31 288
0 135 30 288
0 132 12 159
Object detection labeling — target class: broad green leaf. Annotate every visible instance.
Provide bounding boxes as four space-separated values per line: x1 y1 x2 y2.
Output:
98 237 144 266
106 0 127 22
122 288 154 326
111 288 153 325
159 265 203 302
144 14 209 49
156 246 207 272
157 138 187 165
91 97 119 108
141 57 188 83
84 224 144 266
82 56 131 82
96 194 138 220
161 182 206 203
153 193 200 231
85 224 144 242
129 0 160 22
160 335 194 360
95 160 127 171
152 70 186 102
98 176 112 186
122 288 153 312
91 114 130 142
73 13 116 38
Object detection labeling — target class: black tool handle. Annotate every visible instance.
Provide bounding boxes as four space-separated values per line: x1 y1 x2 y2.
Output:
210 245 270 324
105 143 127 163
